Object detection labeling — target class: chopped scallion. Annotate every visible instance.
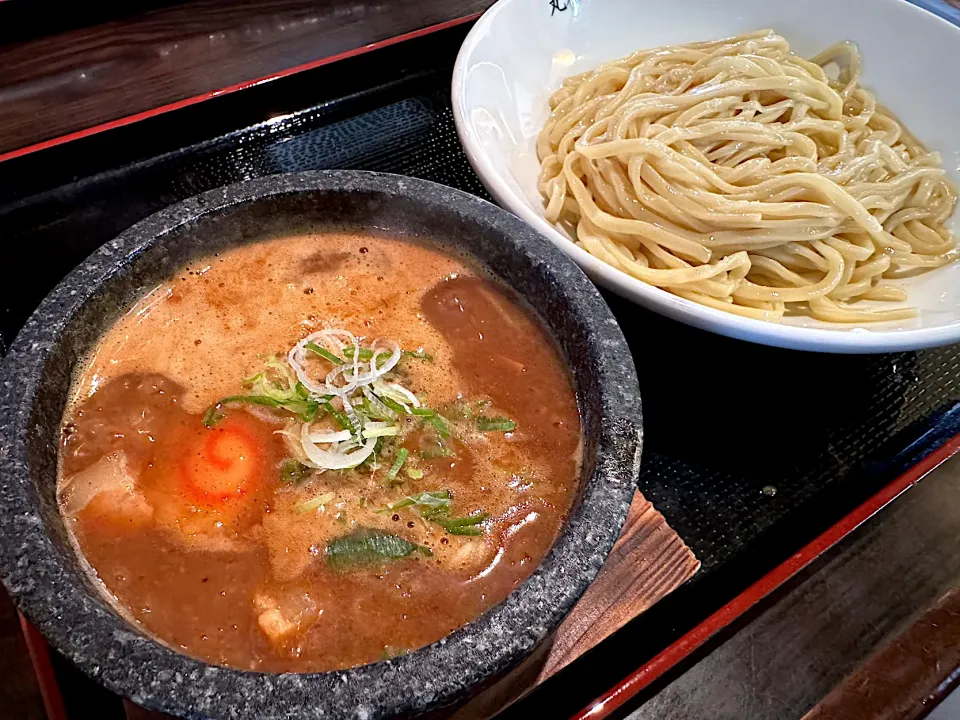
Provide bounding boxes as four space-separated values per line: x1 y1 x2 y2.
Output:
378 395 408 416
476 416 516 433
296 492 336 513
429 512 489 536
405 468 424 480
381 490 488 536
343 346 374 362
322 401 356 436
419 444 454 459
425 414 451 438
202 395 319 427
402 349 433 362
386 448 409 483
362 422 400 439
305 342 343 365
411 407 451 438
280 459 312 483
202 405 225 427
382 490 451 513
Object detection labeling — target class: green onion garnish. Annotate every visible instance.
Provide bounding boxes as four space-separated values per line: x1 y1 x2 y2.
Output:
323 400 356 436
386 448 409 483
305 342 343 365
406 468 424 480
380 490 488 536
202 405 225 427
343 347 374 362
419 444 454 459
280 459 312 483
428 512 489 536
362 422 400 439
362 394 398 421
402 349 433 362
296 492 335 513
378 395 408 415
426 414 451 437
412 407 450 438
202 395 319 427
381 490 451 513
476 416 516 433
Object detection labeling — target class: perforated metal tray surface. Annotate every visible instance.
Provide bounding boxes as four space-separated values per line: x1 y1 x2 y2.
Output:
2 24 960 719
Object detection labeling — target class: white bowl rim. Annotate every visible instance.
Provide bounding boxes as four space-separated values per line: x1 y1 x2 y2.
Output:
451 0 960 354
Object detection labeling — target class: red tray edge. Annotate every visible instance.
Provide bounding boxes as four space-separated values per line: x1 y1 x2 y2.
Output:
572 431 960 720
0 12 482 165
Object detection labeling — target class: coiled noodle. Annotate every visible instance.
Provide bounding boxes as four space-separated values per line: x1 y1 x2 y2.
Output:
536 30 958 322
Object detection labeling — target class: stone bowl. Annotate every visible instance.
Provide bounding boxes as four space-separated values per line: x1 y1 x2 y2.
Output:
0 171 641 719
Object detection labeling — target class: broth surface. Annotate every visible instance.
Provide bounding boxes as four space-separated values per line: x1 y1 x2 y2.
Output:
59 233 581 672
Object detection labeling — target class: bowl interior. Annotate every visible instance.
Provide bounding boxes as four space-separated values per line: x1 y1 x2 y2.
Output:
3 174 639 719
453 0 960 351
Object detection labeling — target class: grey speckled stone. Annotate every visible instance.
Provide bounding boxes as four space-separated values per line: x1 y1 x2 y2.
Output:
0 171 641 719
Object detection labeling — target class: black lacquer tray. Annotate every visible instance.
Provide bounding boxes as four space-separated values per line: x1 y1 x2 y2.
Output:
3 21 960 720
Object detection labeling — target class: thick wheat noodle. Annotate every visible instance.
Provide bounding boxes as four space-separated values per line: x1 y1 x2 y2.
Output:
537 30 958 323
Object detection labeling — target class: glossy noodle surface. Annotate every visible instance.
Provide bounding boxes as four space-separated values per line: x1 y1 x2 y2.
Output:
58 234 581 672
538 30 958 323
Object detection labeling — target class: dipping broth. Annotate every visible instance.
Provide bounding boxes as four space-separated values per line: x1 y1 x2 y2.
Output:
57 233 581 672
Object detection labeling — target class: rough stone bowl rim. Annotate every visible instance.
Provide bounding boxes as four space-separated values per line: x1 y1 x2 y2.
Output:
0 170 641 720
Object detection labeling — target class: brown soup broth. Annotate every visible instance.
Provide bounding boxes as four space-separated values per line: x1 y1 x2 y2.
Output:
57 233 581 672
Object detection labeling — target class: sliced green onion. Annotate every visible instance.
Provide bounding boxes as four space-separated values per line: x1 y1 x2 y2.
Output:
280 459 312 483
386 448 409 483
344 346 397 371
362 387 399 421
405 468 424 480
322 400 356 436
438 399 473 420
202 405 225 427
419 444 454 459
402 349 433 362
305 342 343 365
343 346 374 362
430 512 489 536
202 395 320 427
377 395 408 416
424 414 451 438
477 416 516 433
373 381 420 409
382 490 451 513
410 407 450 437
296 492 336 513
362 422 400 439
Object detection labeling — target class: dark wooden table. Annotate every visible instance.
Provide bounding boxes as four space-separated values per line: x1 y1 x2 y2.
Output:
3 2 960 719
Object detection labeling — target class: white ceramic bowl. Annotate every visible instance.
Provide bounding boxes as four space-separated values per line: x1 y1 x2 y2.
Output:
452 0 960 353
